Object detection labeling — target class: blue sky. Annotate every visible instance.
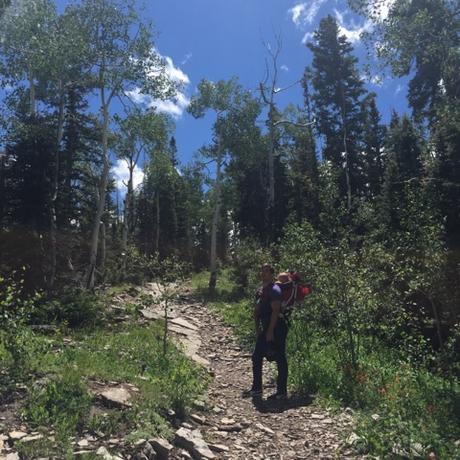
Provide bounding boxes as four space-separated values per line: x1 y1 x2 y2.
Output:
138 0 411 171
2 0 412 191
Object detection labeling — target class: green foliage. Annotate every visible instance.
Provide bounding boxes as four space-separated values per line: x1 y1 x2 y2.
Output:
0 273 41 376
229 238 272 295
23 371 91 443
31 287 103 329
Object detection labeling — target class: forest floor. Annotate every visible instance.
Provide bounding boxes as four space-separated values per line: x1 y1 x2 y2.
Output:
0 284 363 460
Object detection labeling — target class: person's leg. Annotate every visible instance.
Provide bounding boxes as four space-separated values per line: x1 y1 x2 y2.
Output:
275 321 288 395
251 333 266 391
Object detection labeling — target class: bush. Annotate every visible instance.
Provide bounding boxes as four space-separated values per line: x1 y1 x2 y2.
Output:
229 238 272 295
0 274 41 376
30 287 103 329
24 371 91 441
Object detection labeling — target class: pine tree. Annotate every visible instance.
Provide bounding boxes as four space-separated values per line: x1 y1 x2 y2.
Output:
360 93 386 198
307 15 367 209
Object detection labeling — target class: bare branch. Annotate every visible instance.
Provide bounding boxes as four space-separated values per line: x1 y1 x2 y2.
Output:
273 79 302 94
273 119 316 128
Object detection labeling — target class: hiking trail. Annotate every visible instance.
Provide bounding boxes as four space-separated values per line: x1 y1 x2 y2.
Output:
145 287 362 460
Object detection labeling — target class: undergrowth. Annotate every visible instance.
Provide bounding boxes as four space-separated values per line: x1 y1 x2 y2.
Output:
191 269 460 459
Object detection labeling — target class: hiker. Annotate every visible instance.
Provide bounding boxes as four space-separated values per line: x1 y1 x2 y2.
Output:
243 263 288 400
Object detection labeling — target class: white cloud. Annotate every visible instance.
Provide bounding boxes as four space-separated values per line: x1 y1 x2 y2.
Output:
149 92 191 119
334 9 373 44
126 51 191 118
373 0 397 21
281 64 289 72
395 84 403 94
163 56 190 85
288 0 326 26
289 3 307 26
113 159 144 193
301 31 315 44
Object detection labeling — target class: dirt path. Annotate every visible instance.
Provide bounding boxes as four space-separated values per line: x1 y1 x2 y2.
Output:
166 294 359 460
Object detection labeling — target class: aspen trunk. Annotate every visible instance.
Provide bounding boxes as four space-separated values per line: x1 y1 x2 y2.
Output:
86 85 110 289
120 162 133 279
209 139 223 290
48 80 66 290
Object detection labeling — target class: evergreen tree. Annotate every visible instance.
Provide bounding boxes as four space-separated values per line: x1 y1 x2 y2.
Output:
379 113 424 234
307 16 367 208
360 93 386 198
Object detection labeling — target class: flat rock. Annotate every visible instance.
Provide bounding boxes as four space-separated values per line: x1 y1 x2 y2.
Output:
189 414 206 425
20 434 44 442
8 431 27 441
170 317 198 331
6 454 20 460
99 387 132 408
208 444 229 453
255 423 274 435
140 309 162 320
174 428 215 460
149 437 173 459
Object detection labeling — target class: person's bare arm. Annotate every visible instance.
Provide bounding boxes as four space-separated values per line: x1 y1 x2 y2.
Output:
266 300 281 342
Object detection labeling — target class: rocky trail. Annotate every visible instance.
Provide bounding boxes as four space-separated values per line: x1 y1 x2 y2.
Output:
0 285 361 459
139 288 360 460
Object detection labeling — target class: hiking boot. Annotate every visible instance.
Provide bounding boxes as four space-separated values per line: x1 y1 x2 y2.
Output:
242 388 262 398
267 392 287 401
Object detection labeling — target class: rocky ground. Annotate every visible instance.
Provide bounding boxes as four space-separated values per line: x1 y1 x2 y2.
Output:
0 286 362 460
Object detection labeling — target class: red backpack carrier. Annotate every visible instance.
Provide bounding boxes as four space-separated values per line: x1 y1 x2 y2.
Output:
275 271 312 317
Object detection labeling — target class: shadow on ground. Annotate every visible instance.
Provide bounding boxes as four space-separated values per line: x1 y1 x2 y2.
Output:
251 393 314 414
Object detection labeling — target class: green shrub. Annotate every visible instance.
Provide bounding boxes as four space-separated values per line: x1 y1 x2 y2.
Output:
24 371 91 441
229 238 272 295
0 274 41 376
31 288 103 329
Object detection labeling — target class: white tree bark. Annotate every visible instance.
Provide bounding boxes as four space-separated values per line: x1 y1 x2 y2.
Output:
209 138 223 289
86 84 111 289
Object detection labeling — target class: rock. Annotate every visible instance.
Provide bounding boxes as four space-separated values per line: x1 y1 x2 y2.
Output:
149 437 173 459
170 317 198 331
96 446 113 459
6 454 20 460
8 431 27 441
371 413 380 421
208 444 229 453
346 432 362 446
179 450 192 459
140 309 162 320
99 387 132 408
133 453 150 460
181 423 194 430
255 423 274 435
217 423 242 432
174 428 215 459
219 417 235 425
141 442 157 459
189 414 206 425
20 434 44 443
77 439 90 447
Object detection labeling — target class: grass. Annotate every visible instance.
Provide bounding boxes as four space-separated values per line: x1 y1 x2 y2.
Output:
0 284 208 458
